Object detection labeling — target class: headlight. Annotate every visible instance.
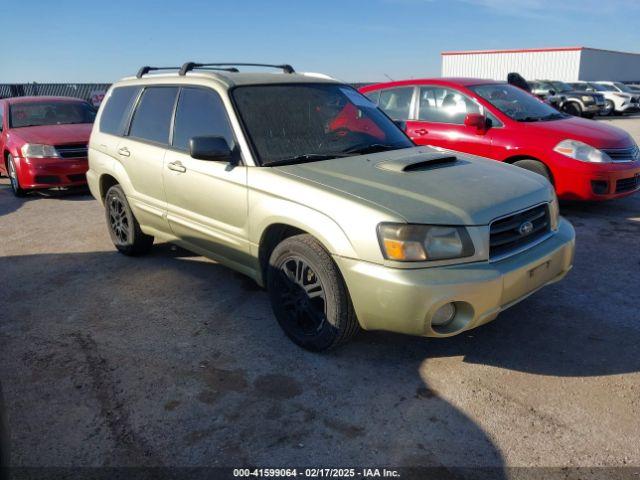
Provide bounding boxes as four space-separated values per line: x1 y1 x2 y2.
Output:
21 144 59 158
549 192 560 231
581 95 592 102
553 139 612 163
377 223 475 262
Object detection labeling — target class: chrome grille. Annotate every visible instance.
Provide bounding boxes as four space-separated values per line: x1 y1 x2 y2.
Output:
55 144 88 159
602 145 640 162
490 204 551 260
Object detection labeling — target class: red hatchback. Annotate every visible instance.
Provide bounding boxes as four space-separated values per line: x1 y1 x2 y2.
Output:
0 96 96 196
360 79 640 200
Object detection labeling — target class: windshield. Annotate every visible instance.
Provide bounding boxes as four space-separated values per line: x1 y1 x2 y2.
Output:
231 84 413 166
614 82 633 93
9 101 96 128
550 81 572 93
470 84 567 122
588 83 608 92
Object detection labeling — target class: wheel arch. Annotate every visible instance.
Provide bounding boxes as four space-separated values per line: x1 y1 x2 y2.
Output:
503 155 555 185
99 173 120 200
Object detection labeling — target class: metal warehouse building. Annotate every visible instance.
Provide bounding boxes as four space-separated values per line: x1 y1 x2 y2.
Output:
441 47 640 82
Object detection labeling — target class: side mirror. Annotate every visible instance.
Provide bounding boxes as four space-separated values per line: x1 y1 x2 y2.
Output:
189 136 233 162
464 113 488 133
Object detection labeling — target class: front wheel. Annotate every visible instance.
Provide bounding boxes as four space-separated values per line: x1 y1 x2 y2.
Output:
267 234 359 351
104 184 154 256
605 100 616 116
563 102 582 117
7 155 27 197
512 159 552 184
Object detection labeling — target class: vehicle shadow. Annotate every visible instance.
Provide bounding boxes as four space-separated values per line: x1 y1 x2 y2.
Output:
0 178 92 217
0 247 505 476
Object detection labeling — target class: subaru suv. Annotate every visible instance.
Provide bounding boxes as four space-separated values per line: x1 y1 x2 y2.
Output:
87 62 575 351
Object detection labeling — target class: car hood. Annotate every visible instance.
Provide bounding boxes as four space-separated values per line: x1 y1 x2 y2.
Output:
10 123 92 145
275 146 551 226
521 116 634 149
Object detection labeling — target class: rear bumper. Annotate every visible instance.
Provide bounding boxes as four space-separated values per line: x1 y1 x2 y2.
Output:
335 219 575 338
16 156 88 188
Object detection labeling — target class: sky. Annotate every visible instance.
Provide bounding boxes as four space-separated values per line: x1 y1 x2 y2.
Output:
4 0 640 84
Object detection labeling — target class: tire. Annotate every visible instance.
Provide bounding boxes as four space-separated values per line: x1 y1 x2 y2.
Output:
6 155 27 197
267 234 359 351
563 102 582 117
512 159 552 184
104 184 154 256
605 100 616 116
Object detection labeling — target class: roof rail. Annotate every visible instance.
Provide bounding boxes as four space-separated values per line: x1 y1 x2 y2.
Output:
136 65 240 79
179 62 295 76
136 66 180 79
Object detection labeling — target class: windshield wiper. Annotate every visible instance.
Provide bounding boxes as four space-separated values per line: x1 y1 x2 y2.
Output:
266 153 350 167
341 143 404 155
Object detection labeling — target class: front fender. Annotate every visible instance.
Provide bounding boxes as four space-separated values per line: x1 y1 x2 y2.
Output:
250 195 359 260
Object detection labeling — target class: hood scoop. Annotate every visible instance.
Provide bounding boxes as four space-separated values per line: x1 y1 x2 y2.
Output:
376 153 459 173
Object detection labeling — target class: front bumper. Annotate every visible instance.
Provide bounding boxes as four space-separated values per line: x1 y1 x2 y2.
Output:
16 156 88 189
617 102 640 113
553 157 640 201
335 218 575 338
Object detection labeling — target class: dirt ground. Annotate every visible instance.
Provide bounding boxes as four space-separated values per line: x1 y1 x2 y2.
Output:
1 116 639 475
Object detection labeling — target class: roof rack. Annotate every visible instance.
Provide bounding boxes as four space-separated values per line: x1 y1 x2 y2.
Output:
179 62 295 76
136 65 239 78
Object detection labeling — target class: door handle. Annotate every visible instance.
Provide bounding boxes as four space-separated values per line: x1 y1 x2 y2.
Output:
168 161 187 173
117 147 130 157
414 128 429 135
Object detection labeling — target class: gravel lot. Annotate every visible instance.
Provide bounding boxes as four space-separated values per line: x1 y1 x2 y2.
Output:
1 116 639 475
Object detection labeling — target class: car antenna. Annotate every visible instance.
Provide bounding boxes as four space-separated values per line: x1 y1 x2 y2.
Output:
384 73 395 81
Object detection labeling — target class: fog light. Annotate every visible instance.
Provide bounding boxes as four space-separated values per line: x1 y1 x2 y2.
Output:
432 303 456 326
591 180 609 195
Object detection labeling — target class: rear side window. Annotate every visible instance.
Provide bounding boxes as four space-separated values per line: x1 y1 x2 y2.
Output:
172 88 234 151
99 86 140 135
128 87 179 144
378 87 414 120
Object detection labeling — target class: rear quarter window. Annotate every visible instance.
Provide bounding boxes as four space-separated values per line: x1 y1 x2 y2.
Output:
99 86 141 136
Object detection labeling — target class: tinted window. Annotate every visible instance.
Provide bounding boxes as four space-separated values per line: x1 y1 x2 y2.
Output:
232 84 412 165
172 88 234 151
363 90 380 105
100 86 140 135
418 86 481 124
10 101 96 128
129 87 178 144
378 87 414 120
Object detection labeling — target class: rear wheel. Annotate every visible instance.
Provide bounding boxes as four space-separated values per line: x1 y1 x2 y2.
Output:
267 234 359 351
104 184 154 256
7 155 27 197
512 159 552 184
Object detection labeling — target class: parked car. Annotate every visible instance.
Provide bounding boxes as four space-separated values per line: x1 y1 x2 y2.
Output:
528 80 565 109
0 96 95 196
87 63 575 351
361 78 640 201
592 82 640 114
529 80 605 118
570 81 639 115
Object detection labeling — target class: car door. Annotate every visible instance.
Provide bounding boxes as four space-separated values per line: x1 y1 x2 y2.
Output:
163 86 250 269
0 103 6 175
117 86 178 234
405 85 494 158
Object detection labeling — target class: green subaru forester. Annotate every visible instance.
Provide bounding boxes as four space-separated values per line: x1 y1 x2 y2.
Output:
87 62 575 351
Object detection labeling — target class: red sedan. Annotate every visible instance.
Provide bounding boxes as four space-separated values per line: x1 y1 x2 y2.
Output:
0 96 95 196
360 78 640 201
